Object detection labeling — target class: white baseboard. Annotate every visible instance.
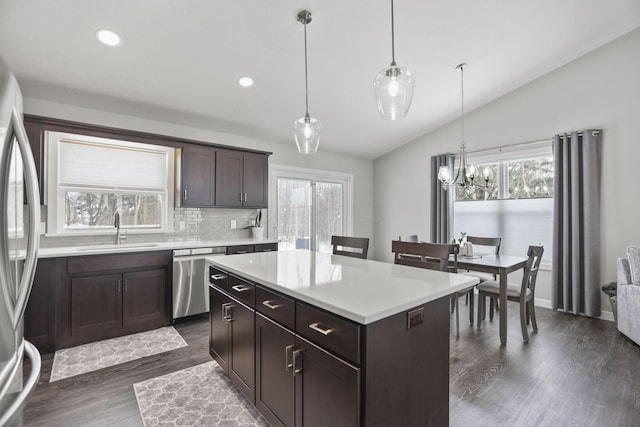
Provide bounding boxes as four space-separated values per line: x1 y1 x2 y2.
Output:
534 297 615 322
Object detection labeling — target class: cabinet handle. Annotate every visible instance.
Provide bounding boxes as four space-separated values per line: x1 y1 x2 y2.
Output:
117 279 121 293
239 193 243 202
222 303 233 321
211 274 226 280
285 344 295 371
231 284 252 292
262 300 281 310
244 193 248 202
234 250 249 254
292 349 303 376
184 189 188 201
261 249 273 252
309 322 334 336
124 279 128 292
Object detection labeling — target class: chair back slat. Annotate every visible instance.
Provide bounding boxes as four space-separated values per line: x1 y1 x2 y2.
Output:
331 235 370 259
392 241 458 273
466 236 502 255
521 245 544 296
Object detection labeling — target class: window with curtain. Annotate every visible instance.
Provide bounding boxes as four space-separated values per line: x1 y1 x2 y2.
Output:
46 131 174 234
453 140 553 260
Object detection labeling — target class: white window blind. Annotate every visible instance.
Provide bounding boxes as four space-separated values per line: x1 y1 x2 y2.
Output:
46 131 174 235
58 138 168 190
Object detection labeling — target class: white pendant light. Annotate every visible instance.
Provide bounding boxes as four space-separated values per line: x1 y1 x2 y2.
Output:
373 0 414 120
293 10 321 154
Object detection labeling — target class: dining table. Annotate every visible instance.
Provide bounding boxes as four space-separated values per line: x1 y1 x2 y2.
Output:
455 254 529 345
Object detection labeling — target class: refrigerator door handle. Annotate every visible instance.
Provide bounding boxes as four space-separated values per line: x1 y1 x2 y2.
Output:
0 106 41 329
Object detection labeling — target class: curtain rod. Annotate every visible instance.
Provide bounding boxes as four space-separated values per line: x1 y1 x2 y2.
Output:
466 130 600 156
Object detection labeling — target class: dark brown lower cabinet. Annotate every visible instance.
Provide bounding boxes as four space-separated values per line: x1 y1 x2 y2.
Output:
209 286 255 403
255 313 359 427
25 258 63 353
70 273 123 342
69 268 169 346
123 268 168 328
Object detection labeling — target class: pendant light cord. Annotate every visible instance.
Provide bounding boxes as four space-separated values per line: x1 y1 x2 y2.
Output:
304 19 310 117
390 0 396 65
460 64 465 149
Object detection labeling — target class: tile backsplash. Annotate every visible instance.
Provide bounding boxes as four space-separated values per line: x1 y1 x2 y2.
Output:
39 207 266 248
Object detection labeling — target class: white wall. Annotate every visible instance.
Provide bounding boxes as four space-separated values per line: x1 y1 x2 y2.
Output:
373 28 640 319
23 98 375 245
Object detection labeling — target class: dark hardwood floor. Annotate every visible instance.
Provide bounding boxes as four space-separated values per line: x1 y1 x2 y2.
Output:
22 305 639 427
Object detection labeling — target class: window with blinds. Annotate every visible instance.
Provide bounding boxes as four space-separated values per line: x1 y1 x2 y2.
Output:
46 131 174 234
453 140 553 261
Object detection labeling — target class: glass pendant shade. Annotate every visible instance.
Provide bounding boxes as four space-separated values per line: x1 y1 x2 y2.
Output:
293 115 321 154
373 64 414 120
438 165 452 185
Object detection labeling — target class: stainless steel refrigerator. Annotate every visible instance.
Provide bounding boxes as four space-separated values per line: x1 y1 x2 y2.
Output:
0 54 42 426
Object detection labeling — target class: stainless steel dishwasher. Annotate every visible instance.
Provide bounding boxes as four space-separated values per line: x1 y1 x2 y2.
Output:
172 246 226 319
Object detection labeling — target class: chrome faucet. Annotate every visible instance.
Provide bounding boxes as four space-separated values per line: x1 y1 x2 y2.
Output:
114 211 126 244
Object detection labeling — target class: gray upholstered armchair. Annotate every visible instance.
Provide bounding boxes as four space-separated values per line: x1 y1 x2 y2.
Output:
617 246 640 346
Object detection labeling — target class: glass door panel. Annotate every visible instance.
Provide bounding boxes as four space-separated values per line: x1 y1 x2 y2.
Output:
276 178 345 253
315 182 343 253
276 178 311 251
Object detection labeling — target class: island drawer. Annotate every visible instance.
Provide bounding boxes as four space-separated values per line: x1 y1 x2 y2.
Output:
227 245 254 255
254 243 278 252
296 302 360 364
227 274 255 307
256 286 295 330
209 266 229 291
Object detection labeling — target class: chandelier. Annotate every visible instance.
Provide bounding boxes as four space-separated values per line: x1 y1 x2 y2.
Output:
438 63 492 193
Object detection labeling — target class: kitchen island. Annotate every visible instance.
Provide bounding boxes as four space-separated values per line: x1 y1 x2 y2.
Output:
206 249 479 426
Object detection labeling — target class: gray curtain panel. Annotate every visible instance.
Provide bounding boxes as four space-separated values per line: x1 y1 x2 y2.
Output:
552 130 602 317
430 153 454 243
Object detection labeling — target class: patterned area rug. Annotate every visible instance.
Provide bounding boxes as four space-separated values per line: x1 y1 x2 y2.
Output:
134 361 268 426
50 326 187 382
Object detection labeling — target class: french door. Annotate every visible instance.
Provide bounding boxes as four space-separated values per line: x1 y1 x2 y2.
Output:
269 166 352 253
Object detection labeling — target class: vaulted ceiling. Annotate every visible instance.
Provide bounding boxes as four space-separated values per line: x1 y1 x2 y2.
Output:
1 1 639 159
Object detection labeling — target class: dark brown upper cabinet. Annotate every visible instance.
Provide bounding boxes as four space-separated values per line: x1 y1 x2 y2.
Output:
23 115 271 208
180 144 216 207
215 149 268 208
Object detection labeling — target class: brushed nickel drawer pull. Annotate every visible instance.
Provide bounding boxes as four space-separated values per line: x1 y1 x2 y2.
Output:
285 344 295 371
231 284 252 292
262 300 281 310
235 250 249 254
309 322 334 336
292 349 303 376
211 274 226 280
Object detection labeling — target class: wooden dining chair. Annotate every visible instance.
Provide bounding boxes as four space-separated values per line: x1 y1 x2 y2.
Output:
461 236 503 310
331 235 370 259
392 241 473 337
476 245 544 342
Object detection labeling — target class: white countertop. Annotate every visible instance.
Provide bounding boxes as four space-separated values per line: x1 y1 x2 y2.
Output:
206 249 479 325
37 238 278 258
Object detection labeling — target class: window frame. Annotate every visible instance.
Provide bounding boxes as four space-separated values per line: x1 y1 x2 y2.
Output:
45 131 175 236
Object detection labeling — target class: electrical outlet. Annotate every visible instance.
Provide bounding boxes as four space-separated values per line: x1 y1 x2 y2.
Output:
231 220 237 229
407 307 424 330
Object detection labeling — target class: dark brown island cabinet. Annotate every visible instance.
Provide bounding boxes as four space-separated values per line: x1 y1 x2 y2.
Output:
208 264 450 427
25 251 172 351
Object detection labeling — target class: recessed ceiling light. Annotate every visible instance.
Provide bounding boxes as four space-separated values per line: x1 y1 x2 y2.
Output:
96 29 121 47
238 77 254 87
